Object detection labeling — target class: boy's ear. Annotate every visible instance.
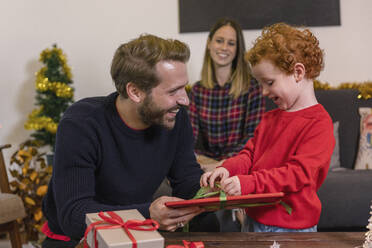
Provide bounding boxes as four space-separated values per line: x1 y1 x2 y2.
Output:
126 82 145 103
294 63 306 82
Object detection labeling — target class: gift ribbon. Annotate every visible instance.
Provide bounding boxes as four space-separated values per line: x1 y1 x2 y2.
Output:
195 184 291 213
218 190 227 209
83 211 159 248
166 240 204 248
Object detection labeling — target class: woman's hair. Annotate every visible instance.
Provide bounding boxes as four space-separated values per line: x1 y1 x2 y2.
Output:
245 23 324 80
111 34 190 98
200 18 251 98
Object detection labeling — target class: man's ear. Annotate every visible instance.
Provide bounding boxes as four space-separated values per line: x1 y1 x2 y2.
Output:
294 63 306 82
126 82 145 103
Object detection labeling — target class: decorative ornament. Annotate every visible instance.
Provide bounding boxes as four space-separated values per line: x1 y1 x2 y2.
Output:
9 140 53 241
270 241 280 248
314 80 372 100
24 108 58 134
35 68 73 98
362 201 372 248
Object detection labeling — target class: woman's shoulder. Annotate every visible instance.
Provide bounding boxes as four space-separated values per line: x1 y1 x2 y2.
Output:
191 81 203 89
191 81 211 94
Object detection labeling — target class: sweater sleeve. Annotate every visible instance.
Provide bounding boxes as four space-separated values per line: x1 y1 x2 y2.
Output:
236 119 335 195
51 117 151 239
222 124 260 176
168 108 203 200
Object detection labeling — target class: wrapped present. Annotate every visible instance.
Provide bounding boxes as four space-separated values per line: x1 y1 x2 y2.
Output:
165 185 290 213
84 209 164 248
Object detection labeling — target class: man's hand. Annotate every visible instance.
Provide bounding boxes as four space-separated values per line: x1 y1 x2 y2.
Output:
221 176 241 196
149 196 204 232
200 167 229 189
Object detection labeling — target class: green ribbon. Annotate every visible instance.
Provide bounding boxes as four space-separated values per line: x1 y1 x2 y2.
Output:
219 190 227 209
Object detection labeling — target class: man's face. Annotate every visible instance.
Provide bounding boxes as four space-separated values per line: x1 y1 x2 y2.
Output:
138 60 189 130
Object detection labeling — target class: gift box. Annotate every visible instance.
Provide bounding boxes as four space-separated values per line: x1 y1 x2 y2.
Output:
85 209 164 248
165 191 284 210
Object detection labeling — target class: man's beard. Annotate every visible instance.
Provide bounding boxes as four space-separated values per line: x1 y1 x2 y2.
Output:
138 94 180 130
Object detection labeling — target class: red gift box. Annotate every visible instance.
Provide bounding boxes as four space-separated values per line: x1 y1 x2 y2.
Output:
165 192 284 210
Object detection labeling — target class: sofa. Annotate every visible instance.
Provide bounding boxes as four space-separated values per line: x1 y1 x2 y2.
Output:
314 89 372 231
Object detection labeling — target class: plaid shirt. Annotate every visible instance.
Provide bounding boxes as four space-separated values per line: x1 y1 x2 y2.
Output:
188 79 265 160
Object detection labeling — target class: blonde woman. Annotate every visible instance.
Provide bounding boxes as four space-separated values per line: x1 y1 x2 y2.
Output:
189 18 265 172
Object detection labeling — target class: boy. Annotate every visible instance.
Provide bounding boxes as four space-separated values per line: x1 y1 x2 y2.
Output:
200 23 335 232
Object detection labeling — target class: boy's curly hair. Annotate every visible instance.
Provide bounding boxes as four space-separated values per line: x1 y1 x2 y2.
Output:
245 23 324 79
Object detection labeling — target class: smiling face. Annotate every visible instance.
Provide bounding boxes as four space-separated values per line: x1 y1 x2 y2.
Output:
252 59 302 112
208 25 237 69
138 60 189 130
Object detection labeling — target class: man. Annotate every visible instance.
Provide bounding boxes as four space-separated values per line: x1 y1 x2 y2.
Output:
42 34 216 247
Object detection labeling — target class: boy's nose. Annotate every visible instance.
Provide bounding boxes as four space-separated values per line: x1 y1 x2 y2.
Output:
262 87 269 96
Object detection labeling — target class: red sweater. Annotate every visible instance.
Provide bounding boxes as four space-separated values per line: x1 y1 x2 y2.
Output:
222 104 335 229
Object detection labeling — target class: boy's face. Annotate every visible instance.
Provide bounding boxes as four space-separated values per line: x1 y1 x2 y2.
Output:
252 59 302 112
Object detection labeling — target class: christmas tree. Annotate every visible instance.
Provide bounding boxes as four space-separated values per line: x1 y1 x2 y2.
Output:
8 45 74 242
24 45 74 152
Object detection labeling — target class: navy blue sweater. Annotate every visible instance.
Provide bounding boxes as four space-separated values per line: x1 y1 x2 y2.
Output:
42 92 203 239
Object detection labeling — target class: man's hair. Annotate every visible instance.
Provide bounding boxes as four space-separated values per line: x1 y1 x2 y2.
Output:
111 34 190 98
246 23 324 80
201 17 251 99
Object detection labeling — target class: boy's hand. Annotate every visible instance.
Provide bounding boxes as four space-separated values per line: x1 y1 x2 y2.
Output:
200 167 230 189
221 176 241 196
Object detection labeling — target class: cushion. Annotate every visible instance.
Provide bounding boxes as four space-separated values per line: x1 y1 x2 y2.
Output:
315 89 364 169
0 193 26 224
354 107 372 170
329 121 341 171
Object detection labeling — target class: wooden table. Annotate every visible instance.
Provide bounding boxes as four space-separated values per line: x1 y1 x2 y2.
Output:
162 232 365 248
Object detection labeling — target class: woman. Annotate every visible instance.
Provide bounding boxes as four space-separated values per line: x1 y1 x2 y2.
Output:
189 18 265 172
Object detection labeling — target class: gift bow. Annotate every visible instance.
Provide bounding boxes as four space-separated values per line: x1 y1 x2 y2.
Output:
166 240 204 248
84 211 159 248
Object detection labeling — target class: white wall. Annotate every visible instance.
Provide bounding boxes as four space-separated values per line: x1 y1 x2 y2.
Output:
1 0 372 163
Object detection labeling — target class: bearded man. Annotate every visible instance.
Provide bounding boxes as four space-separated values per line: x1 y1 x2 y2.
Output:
41 34 217 248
